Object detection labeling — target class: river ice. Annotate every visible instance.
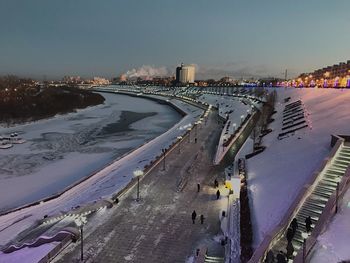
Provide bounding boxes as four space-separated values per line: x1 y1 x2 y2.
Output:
0 92 182 212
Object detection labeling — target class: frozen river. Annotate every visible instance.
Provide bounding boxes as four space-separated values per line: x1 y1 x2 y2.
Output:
0 92 182 213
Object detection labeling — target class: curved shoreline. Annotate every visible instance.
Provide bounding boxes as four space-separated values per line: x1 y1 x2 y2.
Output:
0 92 194 217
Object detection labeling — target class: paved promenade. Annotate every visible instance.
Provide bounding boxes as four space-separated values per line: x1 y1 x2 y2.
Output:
57 109 229 263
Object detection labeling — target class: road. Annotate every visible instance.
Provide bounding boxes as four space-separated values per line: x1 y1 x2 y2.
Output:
56 109 231 263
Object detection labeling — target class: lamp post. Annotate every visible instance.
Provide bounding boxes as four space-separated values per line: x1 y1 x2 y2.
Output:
75 216 87 262
194 121 199 142
133 169 143 201
187 127 192 143
335 176 341 213
177 136 183 154
162 148 166 170
302 232 308 263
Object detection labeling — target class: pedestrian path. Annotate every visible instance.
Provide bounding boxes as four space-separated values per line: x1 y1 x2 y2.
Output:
56 110 227 263
270 144 350 259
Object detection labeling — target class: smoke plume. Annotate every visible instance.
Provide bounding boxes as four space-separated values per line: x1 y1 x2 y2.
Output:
125 65 169 80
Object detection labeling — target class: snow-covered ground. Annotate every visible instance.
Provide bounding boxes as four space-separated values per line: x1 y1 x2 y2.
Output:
0 241 59 263
0 91 203 248
241 87 350 249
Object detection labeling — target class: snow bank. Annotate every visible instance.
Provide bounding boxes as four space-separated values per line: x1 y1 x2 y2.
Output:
245 88 350 248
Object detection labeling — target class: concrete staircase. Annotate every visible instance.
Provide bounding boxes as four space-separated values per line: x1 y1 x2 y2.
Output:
271 144 350 257
204 255 225 263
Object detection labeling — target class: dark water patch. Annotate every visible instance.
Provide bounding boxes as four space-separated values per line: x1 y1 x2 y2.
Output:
99 111 157 136
67 115 99 121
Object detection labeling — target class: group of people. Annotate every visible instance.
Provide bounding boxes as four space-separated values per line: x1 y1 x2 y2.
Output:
192 178 221 225
197 179 221 198
265 216 313 262
191 210 205 224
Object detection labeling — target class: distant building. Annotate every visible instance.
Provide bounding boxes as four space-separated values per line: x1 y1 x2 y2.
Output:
176 66 181 83
295 60 350 88
175 63 195 84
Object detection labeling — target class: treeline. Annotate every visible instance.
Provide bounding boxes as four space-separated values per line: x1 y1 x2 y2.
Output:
0 76 105 124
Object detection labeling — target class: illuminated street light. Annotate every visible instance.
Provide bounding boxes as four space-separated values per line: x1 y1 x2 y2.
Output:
133 169 144 201
187 127 192 143
194 121 199 142
75 216 87 262
177 136 183 154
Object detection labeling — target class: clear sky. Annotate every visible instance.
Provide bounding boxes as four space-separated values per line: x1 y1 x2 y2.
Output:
0 0 349 79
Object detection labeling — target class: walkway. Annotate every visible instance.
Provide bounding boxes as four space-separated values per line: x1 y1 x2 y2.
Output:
56 109 229 263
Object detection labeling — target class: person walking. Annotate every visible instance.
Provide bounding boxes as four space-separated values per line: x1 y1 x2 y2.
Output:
290 218 298 236
197 183 200 192
265 250 274 263
286 242 294 259
200 214 205 224
216 189 221 200
192 210 197 224
286 227 294 243
305 216 312 233
276 251 287 263
214 179 219 188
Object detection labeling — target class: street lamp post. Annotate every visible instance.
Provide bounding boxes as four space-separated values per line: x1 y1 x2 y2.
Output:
302 232 308 263
177 136 182 154
162 148 166 170
133 170 144 201
75 216 87 262
335 177 341 213
187 127 192 143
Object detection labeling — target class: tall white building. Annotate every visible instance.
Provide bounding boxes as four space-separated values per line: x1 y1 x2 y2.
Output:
176 64 195 84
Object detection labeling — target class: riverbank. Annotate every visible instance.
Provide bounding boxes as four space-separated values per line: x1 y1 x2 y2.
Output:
0 92 183 214
0 92 203 250
0 86 105 126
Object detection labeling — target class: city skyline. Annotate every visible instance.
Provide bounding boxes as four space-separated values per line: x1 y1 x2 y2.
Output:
1 0 350 79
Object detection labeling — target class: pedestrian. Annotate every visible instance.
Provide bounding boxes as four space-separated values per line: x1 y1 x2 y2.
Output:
286 227 294 243
216 189 221 200
200 214 204 224
192 210 197 224
276 251 287 263
195 138 197 143
305 216 312 233
290 218 298 236
196 248 200 257
265 250 274 263
214 179 219 188
286 242 294 259
197 183 200 192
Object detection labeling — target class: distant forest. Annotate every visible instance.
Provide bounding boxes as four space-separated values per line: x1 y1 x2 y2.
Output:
0 75 105 125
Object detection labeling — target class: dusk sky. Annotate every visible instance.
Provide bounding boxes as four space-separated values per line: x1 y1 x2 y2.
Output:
1 0 349 79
